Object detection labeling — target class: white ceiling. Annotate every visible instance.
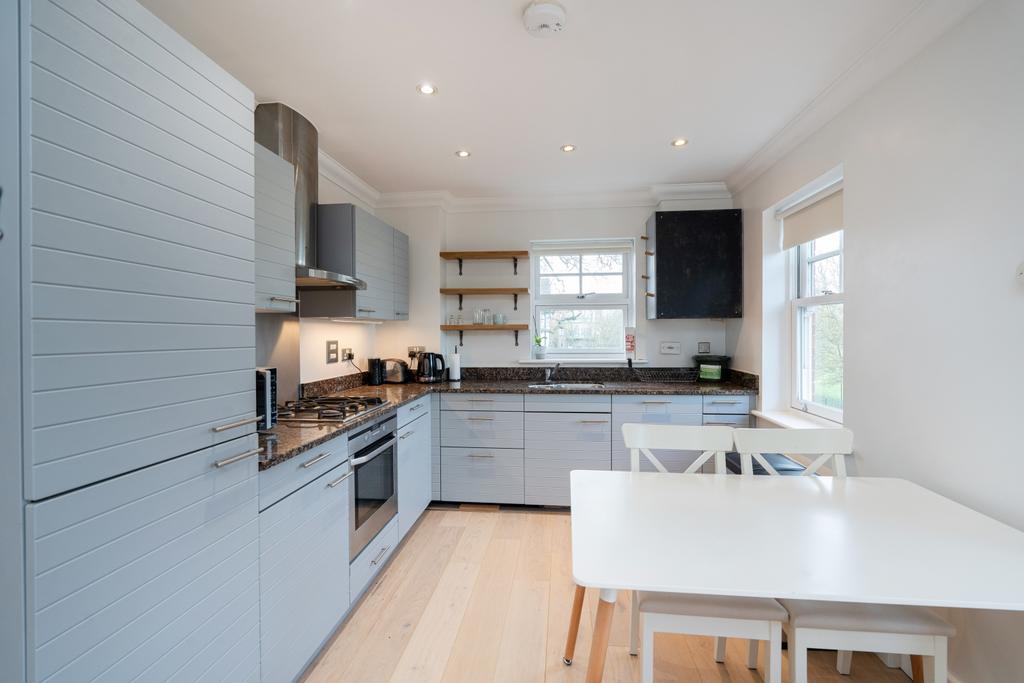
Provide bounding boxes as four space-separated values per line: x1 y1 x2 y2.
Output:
140 0 972 198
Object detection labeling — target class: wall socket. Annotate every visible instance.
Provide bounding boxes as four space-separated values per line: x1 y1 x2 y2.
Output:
659 341 682 355
408 345 425 358
697 341 711 354
325 340 339 364
340 348 354 362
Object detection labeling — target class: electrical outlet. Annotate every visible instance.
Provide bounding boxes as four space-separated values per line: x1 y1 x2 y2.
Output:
340 348 354 361
408 345 425 358
326 340 339 364
697 341 711 354
659 341 682 355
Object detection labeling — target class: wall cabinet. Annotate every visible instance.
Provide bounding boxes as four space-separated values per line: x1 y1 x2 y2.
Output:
22 0 257 500
26 435 260 683
397 411 432 539
255 143 297 312
259 461 351 683
394 228 410 320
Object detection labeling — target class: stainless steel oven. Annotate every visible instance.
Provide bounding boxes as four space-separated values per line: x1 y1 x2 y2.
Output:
348 414 397 560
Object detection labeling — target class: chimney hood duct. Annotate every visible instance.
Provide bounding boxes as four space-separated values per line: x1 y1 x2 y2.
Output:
254 102 365 290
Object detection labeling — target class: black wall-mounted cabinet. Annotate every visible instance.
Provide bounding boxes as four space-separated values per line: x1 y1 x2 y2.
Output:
644 209 743 319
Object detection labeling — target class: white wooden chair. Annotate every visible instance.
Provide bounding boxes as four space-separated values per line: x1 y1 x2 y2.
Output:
626 423 786 683
733 427 955 683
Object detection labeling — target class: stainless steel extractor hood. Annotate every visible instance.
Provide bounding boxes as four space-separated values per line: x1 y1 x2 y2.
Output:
254 102 366 290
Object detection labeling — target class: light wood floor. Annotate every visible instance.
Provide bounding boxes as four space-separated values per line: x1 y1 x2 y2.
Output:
305 508 912 683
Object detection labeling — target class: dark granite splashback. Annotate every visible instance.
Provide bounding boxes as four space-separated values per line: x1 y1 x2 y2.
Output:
461 366 701 383
300 372 369 398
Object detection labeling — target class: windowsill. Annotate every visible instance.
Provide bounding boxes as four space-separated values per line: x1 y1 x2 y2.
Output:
751 408 842 430
517 358 650 366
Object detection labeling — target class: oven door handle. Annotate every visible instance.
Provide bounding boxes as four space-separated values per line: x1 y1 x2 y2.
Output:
349 437 397 466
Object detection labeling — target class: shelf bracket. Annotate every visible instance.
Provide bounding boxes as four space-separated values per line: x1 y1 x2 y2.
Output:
514 330 520 346
458 330 464 346
513 293 519 311
457 258 464 276
457 293 463 311
512 257 519 275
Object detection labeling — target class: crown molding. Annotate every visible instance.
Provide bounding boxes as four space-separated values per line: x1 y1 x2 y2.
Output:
652 182 731 202
725 0 984 194
375 190 455 212
317 150 380 209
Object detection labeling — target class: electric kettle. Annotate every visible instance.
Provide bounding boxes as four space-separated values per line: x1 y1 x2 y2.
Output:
415 352 446 383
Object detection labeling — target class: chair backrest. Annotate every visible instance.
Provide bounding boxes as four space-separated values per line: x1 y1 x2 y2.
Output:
732 427 854 476
621 423 735 474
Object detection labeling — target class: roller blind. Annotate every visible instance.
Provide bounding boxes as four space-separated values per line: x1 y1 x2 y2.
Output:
531 238 634 255
781 189 843 250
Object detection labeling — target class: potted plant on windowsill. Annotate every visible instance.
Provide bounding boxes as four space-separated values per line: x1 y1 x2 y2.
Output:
532 316 546 359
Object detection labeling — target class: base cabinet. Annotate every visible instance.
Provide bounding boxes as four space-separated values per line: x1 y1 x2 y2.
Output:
259 462 351 683
525 412 611 506
397 412 432 540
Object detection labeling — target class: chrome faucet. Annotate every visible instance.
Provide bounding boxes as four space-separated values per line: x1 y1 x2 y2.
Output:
544 363 561 383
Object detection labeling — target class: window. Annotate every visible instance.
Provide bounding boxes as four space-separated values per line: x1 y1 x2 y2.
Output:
531 240 634 358
791 230 844 421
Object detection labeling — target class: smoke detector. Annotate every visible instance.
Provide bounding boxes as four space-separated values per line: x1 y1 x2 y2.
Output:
523 1 567 37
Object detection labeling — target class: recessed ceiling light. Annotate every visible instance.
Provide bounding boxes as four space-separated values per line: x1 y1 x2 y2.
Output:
417 83 437 95
561 144 576 153
671 138 688 147
454 150 471 158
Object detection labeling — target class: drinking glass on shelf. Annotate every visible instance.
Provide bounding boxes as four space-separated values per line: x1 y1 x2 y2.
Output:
494 312 506 325
473 309 485 325
483 308 493 325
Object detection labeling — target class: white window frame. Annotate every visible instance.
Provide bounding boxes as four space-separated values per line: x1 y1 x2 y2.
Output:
530 239 635 360
789 231 844 423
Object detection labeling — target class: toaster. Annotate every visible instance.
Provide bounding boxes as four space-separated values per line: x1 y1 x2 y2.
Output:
383 359 412 384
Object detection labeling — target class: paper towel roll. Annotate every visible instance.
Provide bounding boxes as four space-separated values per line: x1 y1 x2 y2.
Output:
448 352 461 381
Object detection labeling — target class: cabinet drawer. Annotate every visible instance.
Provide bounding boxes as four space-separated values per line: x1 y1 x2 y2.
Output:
524 393 611 413
26 435 260 683
612 410 702 473
441 448 525 504
439 392 524 412
525 413 611 506
350 517 399 600
259 435 348 511
612 394 703 416
441 410 524 449
702 414 751 427
702 395 753 414
398 395 431 427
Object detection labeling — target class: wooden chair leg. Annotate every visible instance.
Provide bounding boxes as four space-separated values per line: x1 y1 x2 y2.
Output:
911 654 925 683
837 649 853 675
585 590 617 683
563 584 587 665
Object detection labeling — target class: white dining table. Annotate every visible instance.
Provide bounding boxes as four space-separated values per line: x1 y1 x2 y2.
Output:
568 470 1024 682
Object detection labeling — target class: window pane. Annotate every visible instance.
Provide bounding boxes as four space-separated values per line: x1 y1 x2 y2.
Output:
538 308 625 352
581 254 623 274
809 254 842 295
539 255 580 274
809 230 841 256
539 275 581 295
582 274 623 295
798 303 843 410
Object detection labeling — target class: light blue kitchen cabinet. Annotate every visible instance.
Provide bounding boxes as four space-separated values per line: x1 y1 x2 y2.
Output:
611 395 704 472
397 410 432 539
255 143 297 312
441 447 526 505
394 228 410 320
22 0 257 499
25 435 260 683
525 410 612 506
441 410 525 449
354 207 396 319
431 397 442 500
259 462 351 683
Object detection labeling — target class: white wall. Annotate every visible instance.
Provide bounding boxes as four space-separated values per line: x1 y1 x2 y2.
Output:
730 1 1024 679
445 199 733 367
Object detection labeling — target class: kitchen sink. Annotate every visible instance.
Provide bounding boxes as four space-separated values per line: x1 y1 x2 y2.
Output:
527 382 607 391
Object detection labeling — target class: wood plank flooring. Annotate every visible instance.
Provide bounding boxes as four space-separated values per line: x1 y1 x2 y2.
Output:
305 508 912 683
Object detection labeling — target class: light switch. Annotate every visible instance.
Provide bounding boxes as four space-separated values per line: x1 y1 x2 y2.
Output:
326 340 339 364
660 341 682 355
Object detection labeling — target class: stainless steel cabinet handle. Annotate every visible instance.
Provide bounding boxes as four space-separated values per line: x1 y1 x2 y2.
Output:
467 398 494 402
704 422 739 426
357 308 376 313
710 400 743 405
349 437 397 466
301 451 331 469
400 431 413 440
327 471 353 488
370 545 390 566
213 448 261 468
578 420 609 424
642 400 671 405
270 296 299 303
409 403 424 411
467 416 494 421
468 452 495 458
212 416 260 433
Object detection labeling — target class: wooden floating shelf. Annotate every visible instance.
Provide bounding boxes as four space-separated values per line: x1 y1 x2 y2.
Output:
440 287 529 311
441 323 530 347
440 250 529 276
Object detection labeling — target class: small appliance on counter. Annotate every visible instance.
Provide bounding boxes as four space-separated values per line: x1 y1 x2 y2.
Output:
415 352 446 383
367 358 386 386
693 354 731 383
384 359 412 384
255 367 277 430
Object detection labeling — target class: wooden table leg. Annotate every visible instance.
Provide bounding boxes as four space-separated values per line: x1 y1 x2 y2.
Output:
585 588 618 683
563 584 587 665
911 654 925 683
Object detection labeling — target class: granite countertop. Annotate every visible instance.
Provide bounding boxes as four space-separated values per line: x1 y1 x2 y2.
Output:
259 379 755 470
